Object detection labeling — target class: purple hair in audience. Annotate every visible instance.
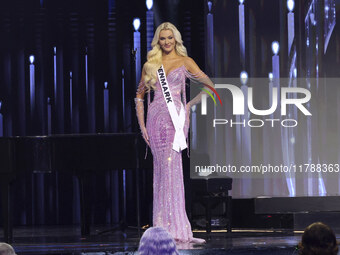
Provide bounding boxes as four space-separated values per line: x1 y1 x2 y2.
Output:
0 243 16 255
138 227 179 255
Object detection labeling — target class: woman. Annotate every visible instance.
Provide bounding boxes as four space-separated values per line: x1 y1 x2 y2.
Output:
138 227 179 255
135 22 208 243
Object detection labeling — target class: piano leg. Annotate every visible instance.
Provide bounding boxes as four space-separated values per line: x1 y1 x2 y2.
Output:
1 176 13 243
205 198 212 234
135 167 141 237
77 173 91 236
226 195 232 233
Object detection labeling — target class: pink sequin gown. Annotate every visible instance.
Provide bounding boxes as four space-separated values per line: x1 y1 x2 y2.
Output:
145 65 197 242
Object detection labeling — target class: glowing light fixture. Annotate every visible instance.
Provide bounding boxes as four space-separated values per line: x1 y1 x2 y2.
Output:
287 0 294 12
133 18 141 31
146 0 153 10
271 41 279 55
240 71 248 85
29 55 35 64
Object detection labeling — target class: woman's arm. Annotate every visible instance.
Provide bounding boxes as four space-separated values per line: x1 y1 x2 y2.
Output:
135 65 150 146
184 57 214 108
136 65 147 100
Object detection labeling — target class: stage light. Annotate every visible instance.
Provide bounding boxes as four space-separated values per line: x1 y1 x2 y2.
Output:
287 0 294 12
133 18 141 31
208 1 212 12
29 55 35 64
268 72 273 81
240 71 248 85
239 0 244 4
310 13 317 25
293 68 297 78
271 41 279 55
146 0 153 10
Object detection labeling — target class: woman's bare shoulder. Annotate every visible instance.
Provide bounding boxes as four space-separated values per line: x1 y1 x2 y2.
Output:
183 56 200 72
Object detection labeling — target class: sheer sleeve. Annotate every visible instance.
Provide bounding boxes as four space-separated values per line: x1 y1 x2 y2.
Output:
136 80 146 96
135 80 147 135
183 59 215 109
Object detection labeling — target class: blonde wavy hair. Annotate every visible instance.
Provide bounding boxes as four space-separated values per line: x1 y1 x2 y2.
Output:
144 22 188 91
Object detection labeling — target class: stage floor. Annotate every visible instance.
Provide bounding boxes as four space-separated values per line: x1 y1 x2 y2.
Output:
0 225 312 254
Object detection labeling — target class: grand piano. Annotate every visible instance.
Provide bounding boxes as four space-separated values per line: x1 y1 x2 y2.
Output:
0 133 152 243
0 133 233 243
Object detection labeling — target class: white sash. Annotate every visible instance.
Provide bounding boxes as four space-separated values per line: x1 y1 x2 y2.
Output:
157 65 187 152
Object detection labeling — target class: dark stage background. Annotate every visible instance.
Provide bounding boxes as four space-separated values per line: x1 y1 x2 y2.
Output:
1 0 340 228
0 0 206 227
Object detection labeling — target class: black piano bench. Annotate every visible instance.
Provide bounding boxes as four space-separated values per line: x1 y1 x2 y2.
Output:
190 178 232 234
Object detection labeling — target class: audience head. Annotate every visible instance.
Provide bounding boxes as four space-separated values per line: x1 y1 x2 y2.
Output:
138 227 178 255
298 222 338 255
0 243 16 255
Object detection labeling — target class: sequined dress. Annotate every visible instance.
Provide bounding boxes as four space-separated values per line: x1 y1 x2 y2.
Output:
145 65 195 242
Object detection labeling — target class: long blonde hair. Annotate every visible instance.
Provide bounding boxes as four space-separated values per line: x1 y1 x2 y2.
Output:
144 22 188 91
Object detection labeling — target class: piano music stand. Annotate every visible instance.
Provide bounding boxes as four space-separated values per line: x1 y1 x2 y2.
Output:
0 133 145 243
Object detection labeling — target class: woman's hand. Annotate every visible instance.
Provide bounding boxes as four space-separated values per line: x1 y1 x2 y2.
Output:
186 102 191 115
141 127 150 147
185 102 191 122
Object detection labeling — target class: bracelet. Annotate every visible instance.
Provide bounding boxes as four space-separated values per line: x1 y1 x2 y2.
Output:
134 98 144 102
